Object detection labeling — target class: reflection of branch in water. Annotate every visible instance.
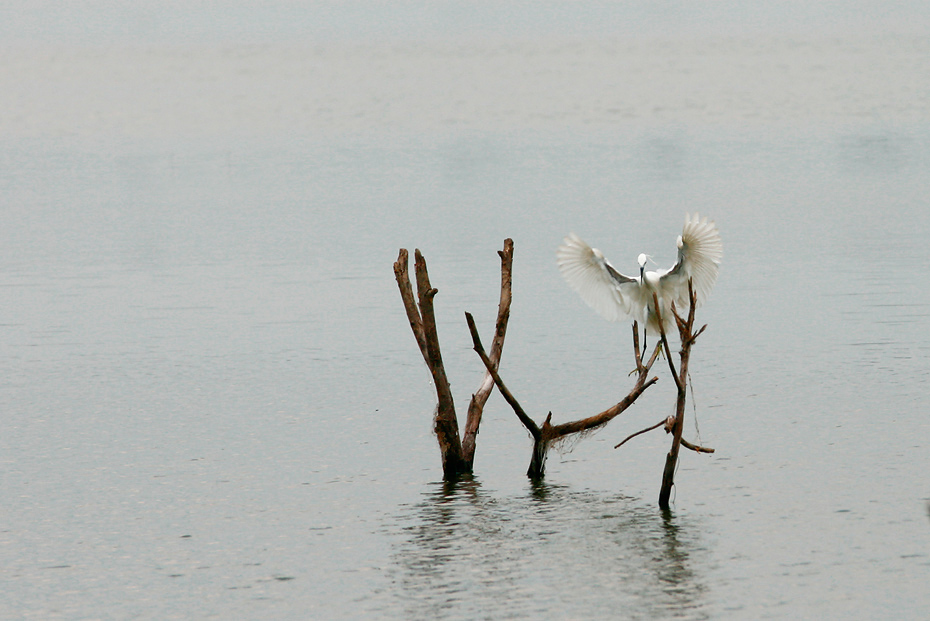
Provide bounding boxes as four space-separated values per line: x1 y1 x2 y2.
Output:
388 477 531 620
385 480 709 619
656 509 702 607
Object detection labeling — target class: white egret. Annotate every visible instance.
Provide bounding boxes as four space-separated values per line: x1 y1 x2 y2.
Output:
556 213 722 338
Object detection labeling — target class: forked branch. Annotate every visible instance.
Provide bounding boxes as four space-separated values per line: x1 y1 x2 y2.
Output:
612 281 715 505
655 279 715 509
467 315 660 478
465 311 538 441
393 240 514 479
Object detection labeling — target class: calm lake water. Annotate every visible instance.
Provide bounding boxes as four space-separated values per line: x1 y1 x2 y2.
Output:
2 3 930 619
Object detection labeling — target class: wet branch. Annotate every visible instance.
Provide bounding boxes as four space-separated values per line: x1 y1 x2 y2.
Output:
465 311 538 441
613 417 670 450
394 240 514 479
681 438 715 454
462 240 514 464
468 314 660 479
653 280 715 509
395 239 714 492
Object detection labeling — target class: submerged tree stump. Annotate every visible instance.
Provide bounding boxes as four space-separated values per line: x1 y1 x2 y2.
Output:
656 283 704 509
612 281 715 510
395 239 714 505
393 239 513 479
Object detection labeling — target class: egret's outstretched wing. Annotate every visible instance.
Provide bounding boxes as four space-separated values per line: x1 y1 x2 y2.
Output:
658 213 722 309
556 233 637 322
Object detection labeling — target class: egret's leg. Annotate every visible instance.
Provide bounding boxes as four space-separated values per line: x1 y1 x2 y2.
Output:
630 334 664 376
642 308 652 355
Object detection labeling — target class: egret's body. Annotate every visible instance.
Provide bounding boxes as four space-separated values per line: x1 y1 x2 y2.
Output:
557 214 722 336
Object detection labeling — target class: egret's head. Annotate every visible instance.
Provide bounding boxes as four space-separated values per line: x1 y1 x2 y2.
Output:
637 253 647 279
676 235 684 249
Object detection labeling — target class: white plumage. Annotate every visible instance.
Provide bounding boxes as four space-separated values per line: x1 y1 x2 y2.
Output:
556 214 722 335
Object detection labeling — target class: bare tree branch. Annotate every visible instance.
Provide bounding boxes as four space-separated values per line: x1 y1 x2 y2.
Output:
412 250 464 477
463 239 514 465
468 309 660 478
688 324 708 345
653 293 684 394
613 418 668 449
466 311 539 440
658 279 706 509
394 248 467 478
393 249 427 361
681 438 715 454
546 375 658 439
396 241 517 479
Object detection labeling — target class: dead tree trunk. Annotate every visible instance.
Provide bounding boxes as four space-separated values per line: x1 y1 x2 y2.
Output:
393 239 514 479
612 280 715 509
467 314 660 479
656 282 700 509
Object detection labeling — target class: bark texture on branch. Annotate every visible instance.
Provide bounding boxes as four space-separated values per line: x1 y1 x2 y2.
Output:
462 240 514 469
394 240 513 479
655 280 714 509
608 280 716 507
468 315 659 479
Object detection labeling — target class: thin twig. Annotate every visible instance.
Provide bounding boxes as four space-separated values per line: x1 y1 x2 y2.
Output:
681 438 715 454
670 300 687 334
614 418 668 449
688 324 708 345
652 293 683 393
688 278 697 332
466 311 540 440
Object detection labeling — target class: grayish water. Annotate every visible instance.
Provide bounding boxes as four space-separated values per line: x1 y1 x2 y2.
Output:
2 2 930 619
